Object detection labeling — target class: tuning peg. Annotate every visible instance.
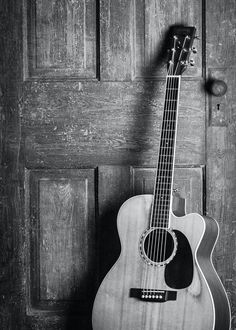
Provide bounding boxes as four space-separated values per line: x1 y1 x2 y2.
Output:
192 46 197 54
189 59 195 66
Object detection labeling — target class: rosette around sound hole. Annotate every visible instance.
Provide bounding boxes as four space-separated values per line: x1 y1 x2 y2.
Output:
142 228 177 265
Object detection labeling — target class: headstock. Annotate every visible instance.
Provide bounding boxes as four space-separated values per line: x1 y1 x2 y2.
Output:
166 26 196 76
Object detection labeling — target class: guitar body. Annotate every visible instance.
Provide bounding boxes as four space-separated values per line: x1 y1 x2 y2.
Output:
92 195 231 330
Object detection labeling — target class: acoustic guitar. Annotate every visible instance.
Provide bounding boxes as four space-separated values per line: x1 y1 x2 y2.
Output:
92 26 231 330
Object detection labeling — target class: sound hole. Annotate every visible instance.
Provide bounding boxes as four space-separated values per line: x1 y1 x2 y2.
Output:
143 229 175 264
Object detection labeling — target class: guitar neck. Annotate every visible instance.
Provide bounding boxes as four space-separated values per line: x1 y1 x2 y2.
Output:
151 75 181 228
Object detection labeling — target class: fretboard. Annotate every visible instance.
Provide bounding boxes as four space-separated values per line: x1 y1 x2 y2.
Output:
151 75 181 228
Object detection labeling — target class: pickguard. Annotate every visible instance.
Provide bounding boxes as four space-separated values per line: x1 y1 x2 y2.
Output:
165 230 194 289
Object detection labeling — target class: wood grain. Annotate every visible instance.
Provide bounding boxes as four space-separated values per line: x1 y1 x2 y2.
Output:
1 0 235 329
23 80 205 167
100 0 203 80
92 195 230 330
97 165 204 285
206 1 236 327
131 166 203 214
27 169 96 310
0 0 25 328
26 0 97 79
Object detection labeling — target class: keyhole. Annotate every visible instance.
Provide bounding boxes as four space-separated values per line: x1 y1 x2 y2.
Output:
217 104 220 110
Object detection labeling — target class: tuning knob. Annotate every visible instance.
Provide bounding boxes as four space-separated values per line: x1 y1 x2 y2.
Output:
192 46 197 54
189 59 195 66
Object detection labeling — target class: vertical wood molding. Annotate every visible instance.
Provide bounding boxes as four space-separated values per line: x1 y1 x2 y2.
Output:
206 1 236 324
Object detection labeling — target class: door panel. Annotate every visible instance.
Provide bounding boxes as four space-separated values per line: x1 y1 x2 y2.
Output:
25 169 96 329
100 0 203 80
23 80 205 167
26 0 97 79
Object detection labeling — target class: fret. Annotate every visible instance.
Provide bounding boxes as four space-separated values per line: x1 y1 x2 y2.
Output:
152 217 170 222
155 179 172 184
153 203 171 209
151 224 169 228
151 223 169 228
157 168 174 172
153 208 171 213
155 182 171 184
154 196 172 201
152 218 170 223
159 127 175 133
154 196 172 200
156 163 174 167
155 190 172 195
157 164 174 168
159 141 175 145
161 119 177 123
160 135 175 139
158 152 175 156
163 110 177 114
152 212 171 217
156 173 173 178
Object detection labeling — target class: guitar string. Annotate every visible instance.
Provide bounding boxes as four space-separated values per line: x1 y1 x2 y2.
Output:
143 72 174 293
162 75 178 268
150 72 176 291
161 36 189 269
145 50 176 293
154 75 172 268
154 57 176 269
155 35 188 271
155 74 175 280
160 36 188 277
151 76 179 289
151 75 171 287
141 75 170 295
159 75 174 265
142 33 187 295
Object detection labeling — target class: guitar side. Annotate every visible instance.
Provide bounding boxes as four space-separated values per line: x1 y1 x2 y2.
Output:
92 195 231 330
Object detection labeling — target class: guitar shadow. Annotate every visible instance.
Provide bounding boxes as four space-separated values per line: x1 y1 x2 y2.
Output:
98 24 186 279
65 23 186 330
130 24 185 163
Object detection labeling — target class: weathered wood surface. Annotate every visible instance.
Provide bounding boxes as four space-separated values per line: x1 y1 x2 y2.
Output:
0 0 25 329
206 1 236 328
1 0 236 329
26 0 97 79
27 169 95 306
132 166 203 214
100 0 202 80
23 80 205 167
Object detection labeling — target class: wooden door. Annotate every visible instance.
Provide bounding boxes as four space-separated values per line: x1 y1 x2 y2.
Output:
0 0 235 329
